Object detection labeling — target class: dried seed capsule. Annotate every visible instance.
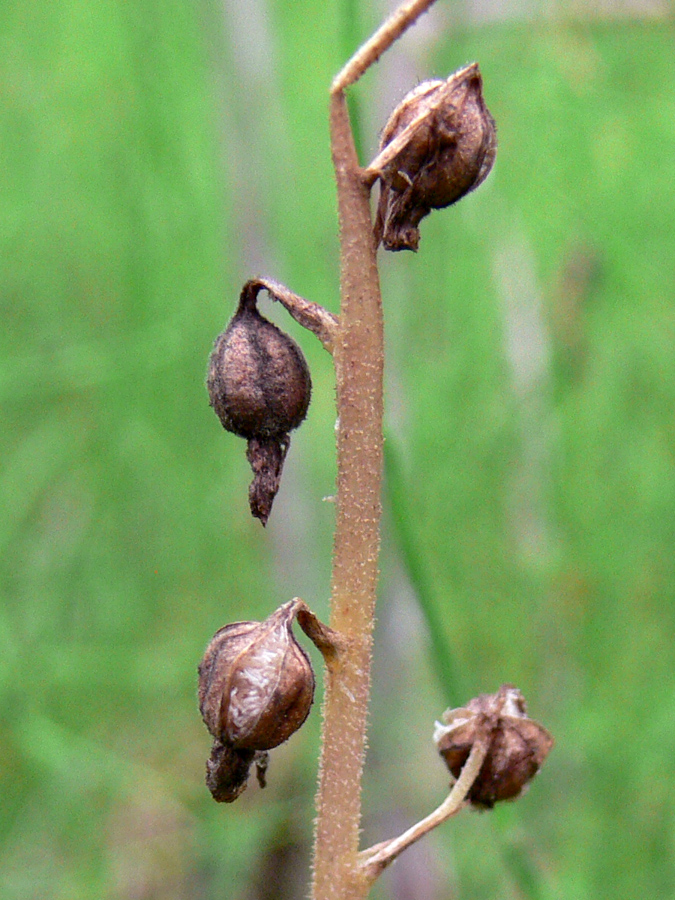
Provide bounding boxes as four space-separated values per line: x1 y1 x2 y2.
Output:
207 282 311 441
199 603 315 750
207 281 312 524
198 601 315 801
374 63 496 252
434 685 553 808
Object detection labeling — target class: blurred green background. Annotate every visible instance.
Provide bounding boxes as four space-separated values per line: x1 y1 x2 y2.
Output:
2 0 675 897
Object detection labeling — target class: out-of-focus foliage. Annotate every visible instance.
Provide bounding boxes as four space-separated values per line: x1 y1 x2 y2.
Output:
1 0 674 898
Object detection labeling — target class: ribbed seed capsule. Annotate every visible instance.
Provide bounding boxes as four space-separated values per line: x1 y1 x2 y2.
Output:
207 281 312 524
434 685 553 808
207 286 311 442
374 63 496 252
198 600 315 802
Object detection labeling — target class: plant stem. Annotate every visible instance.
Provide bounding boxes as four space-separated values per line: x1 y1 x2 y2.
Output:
247 277 338 352
332 0 438 95
358 737 488 882
310 2 440 898
310 87 383 900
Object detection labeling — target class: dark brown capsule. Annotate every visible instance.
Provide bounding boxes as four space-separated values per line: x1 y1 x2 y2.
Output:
207 283 311 441
374 63 497 252
207 281 311 524
434 685 553 808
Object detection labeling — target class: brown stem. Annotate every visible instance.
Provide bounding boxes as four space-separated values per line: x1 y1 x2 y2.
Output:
310 87 383 900
242 277 338 352
332 0 438 94
357 737 489 883
294 598 348 665
310 2 441 898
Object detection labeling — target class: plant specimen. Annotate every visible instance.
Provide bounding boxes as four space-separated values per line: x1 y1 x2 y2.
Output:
199 0 553 897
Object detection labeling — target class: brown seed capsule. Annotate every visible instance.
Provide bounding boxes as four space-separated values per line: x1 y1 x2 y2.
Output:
434 685 553 808
374 63 497 252
207 282 311 441
198 601 315 801
207 280 312 524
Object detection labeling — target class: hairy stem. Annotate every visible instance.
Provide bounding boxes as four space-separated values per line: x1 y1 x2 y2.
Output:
311 2 440 898
310 87 383 900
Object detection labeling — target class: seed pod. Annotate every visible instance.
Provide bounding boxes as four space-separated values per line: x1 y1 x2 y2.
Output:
207 281 312 524
198 600 315 801
207 282 311 441
374 63 496 252
434 685 553 808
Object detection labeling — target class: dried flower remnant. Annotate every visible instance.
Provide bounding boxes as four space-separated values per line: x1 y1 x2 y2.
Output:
374 63 496 252
204 745 269 803
207 281 312 524
204 742 256 803
198 600 315 802
434 685 553 808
